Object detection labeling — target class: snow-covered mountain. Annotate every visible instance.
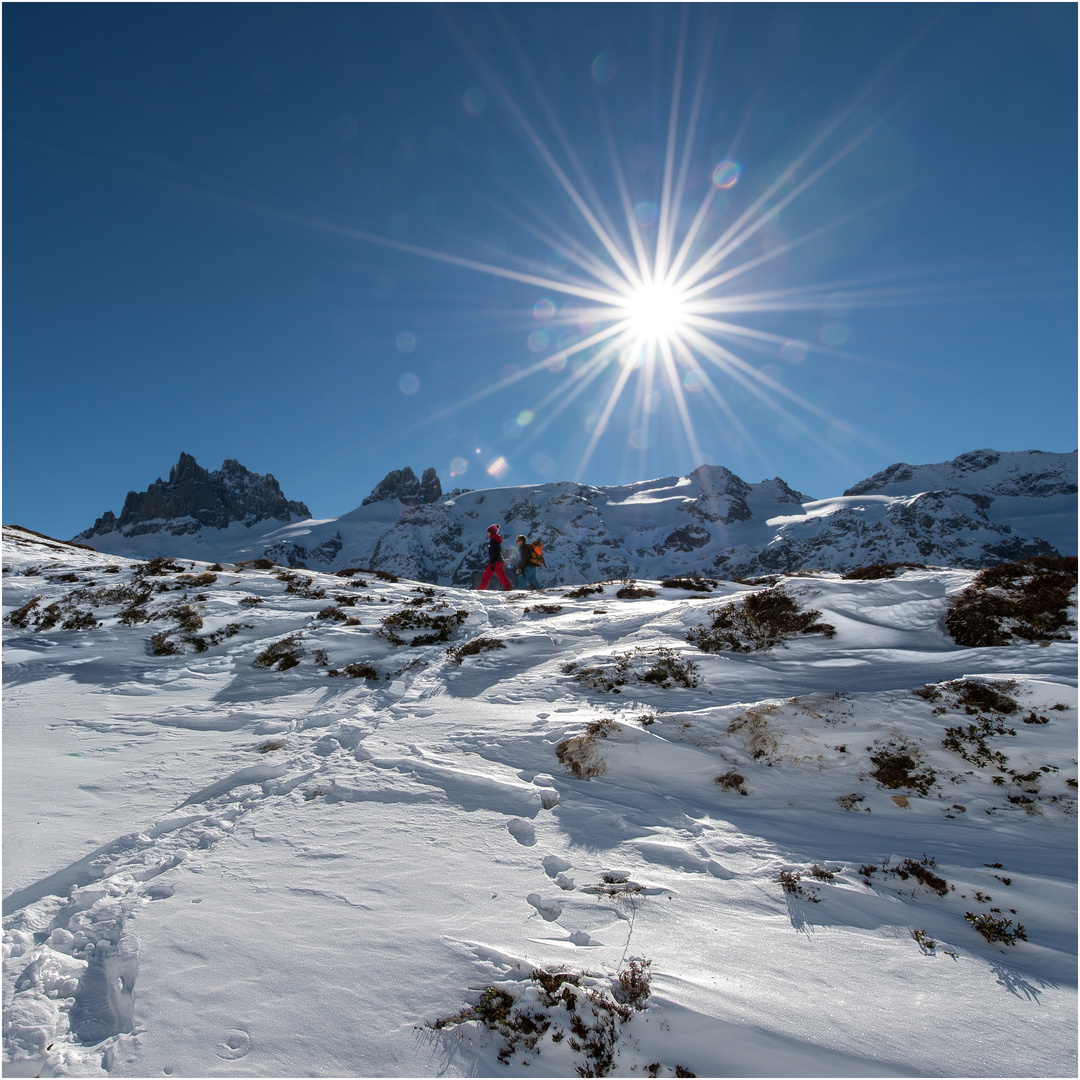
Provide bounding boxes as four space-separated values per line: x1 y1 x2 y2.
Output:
72 449 1077 585
2 526 1076 1077
76 452 310 539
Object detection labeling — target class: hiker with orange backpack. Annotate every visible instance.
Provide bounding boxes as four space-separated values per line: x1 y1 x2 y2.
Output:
478 524 514 591
515 534 544 591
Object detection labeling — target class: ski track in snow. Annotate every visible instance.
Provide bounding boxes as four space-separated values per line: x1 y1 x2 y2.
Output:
2 529 1077 1077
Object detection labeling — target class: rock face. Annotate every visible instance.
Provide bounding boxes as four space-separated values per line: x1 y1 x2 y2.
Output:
73 449 1076 584
362 466 442 506
76 453 310 539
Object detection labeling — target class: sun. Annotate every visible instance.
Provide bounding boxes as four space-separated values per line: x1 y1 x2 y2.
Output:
622 281 690 345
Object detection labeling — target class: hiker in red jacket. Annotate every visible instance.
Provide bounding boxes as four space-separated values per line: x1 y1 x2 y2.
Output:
478 524 513 591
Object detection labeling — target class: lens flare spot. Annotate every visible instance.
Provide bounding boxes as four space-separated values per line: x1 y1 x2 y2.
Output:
517 410 535 427
591 53 615 83
501 363 521 381
624 282 688 344
629 428 651 450
682 371 704 393
546 251 568 272
619 344 644 369
395 331 417 353
450 456 469 477
487 456 510 479
712 160 741 189
503 417 523 438
820 321 849 346
372 274 393 299
528 330 550 352
531 453 554 474
634 201 659 227
463 86 487 116
545 354 567 373
398 373 420 395
643 391 663 414
780 340 807 363
533 298 555 320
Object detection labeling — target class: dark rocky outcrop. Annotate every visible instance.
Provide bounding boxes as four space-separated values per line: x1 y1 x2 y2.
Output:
75 453 310 539
362 466 443 506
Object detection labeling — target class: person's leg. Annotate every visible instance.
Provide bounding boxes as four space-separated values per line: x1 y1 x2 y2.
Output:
494 563 513 590
522 566 539 590
478 564 494 590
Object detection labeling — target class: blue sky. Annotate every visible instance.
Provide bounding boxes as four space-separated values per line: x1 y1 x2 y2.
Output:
4 3 1075 540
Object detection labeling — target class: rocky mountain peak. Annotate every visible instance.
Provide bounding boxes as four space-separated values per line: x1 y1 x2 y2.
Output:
75 453 311 539
362 466 443 506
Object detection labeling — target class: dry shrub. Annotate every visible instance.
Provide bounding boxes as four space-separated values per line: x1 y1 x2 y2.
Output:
687 586 835 653
556 735 607 779
715 771 748 795
446 636 507 665
842 562 926 581
253 636 303 671
866 738 936 795
947 556 1077 646
660 577 713 592
727 705 782 762
616 584 657 599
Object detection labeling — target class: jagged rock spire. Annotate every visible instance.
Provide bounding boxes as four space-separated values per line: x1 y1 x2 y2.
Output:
75 453 310 538
362 466 442 506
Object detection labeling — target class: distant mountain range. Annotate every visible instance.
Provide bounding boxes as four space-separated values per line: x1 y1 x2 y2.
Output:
72 449 1077 585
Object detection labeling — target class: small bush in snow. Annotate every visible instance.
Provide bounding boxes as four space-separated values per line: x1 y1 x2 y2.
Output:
134 557 185 577
378 607 468 646
946 555 1077 647
686 586 835 653
636 647 698 688
150 631 181 656
865 738 936 796
842 562 926 581
235 557 276 570
660 577 714 592
446 636 507 665
429 960 652 1073
964 911 1027 945
563 584 604 599
253 636 303 671
616 583 657 599
326 662 381 679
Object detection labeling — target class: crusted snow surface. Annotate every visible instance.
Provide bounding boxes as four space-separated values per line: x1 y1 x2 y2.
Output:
2 526 1076 1077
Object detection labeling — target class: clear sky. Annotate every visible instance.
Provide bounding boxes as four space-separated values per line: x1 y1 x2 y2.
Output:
4 3 1076 540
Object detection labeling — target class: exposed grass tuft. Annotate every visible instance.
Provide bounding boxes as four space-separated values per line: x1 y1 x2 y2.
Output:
715 771 748 795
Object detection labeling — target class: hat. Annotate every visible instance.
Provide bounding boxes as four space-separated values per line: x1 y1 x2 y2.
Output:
487 524 500 534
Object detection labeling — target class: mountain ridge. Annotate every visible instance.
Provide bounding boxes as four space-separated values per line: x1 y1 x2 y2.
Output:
71 449 1077 585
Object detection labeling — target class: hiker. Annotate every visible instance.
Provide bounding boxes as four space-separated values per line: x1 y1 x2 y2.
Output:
478 524 513 591
515 534 543 591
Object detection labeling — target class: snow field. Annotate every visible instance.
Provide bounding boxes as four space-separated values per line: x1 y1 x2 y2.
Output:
2 529 1076 1076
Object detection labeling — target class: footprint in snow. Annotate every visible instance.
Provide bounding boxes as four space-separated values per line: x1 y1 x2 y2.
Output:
526 894 563 921
542 855 571 878
507 819 536 846
215 1028 252 1060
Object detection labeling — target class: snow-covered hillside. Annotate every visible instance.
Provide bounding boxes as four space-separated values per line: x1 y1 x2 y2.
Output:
72 450 1078 586
3 526 1076 1077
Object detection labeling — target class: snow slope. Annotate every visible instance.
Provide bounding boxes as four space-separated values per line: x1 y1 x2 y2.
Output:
2 526 1076 1077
